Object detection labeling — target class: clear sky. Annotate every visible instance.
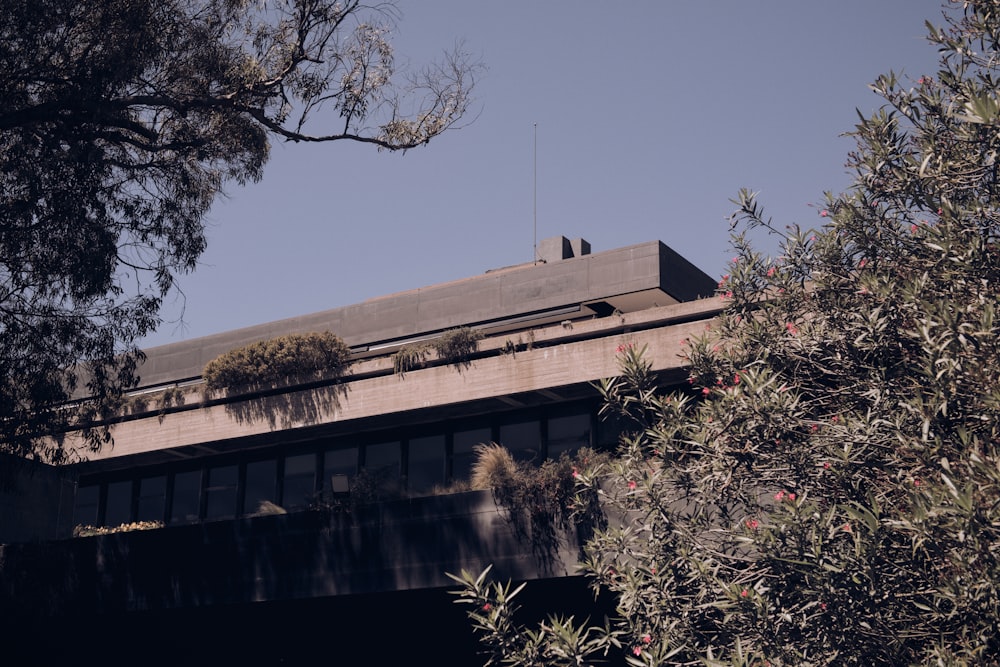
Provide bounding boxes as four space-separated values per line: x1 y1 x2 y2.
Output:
141 0 946 348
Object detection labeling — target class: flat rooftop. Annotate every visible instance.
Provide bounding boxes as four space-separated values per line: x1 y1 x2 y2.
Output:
135 238 716 389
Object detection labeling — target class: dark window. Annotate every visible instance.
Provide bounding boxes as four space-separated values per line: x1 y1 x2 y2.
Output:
171 470 202 524
547 412 591 459
136 475 166 522
408 434 446 495
452 427 491 482
597 411 629 449
243 459 277 514
204 465 238 520
324 446 357 496
104 480 133 527
283 453 317 509
73 485 100 528
365 440 401 497
499 419 541 463
365 441 400 477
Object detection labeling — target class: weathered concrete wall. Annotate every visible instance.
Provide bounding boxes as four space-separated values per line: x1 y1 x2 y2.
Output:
78 301 718 462
0 491 581 616
0 455 76 544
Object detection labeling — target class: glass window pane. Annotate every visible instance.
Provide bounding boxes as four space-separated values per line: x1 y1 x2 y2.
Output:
73 485 100 529
323 446 357 495
547 412 591 459
283 454 317 509
597 412 628 449
137 475 166 523
408 434 445 495
365 441 400 477
244 459 277 514
205 465 238 520
453 427 491 482
171 470 202 524
104 480 133 527
499 420 541 463
364 441 401 497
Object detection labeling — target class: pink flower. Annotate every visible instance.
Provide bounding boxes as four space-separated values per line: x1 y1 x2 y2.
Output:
628 480 637 490
911 223 918 233
746 519 759 530
937 208 943 215
740 589 749 598
918 76 926 84
811 424 819 433
774 490 786 501
788 492 796 501
820 210 828 217
767 266 776 277
820 602 827 610
733 373 741 384
633 647 642 656
823 461 831 469
642 634 652 644
702 387 711 396
843 523 852 533
483 603 491 611
914 479 921 487
785 322 798 334
831 415 839 423
572 468 579 479
858 258 867 268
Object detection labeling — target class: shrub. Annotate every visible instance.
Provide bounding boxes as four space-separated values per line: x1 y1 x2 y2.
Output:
202 331 350 391
470 442 517 490
472 444 610 559
431 327 483 364
393 343 429 375
73 521 163 537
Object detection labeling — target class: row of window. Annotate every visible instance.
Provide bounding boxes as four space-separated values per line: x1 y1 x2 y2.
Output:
74 403 617 529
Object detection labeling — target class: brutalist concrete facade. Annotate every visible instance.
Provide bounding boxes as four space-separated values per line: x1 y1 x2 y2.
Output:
1 237 720 666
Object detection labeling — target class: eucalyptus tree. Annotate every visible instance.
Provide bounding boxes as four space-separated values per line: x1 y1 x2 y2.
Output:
0 0 476 460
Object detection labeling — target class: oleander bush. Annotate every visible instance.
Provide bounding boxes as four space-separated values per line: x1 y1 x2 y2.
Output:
203 331 351 391
452 3 1000 664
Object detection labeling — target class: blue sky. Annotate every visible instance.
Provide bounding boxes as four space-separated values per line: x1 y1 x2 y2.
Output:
142 0 946 348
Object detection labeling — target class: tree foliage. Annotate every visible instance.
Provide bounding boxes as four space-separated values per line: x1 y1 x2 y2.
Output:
453 2 1000 664
0 0 477 461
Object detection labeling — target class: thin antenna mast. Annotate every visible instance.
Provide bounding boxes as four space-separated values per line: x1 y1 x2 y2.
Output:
533 122 538 263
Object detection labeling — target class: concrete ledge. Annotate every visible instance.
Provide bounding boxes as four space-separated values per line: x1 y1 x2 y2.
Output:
0 491 581 615
76 308 716 462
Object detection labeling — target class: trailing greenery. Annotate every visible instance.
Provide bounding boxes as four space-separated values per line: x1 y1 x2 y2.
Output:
73 521 164 537
431 327 483 365
202 331 351 391
452 2 1000 665
471 443 610 562
393 327 484 375
393 343 430 375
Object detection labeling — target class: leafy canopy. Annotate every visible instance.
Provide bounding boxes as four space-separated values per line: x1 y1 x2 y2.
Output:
453 1 1000 665
0 0 477 461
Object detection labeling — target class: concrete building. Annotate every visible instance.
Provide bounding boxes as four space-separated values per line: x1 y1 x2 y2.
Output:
0 237 721 666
